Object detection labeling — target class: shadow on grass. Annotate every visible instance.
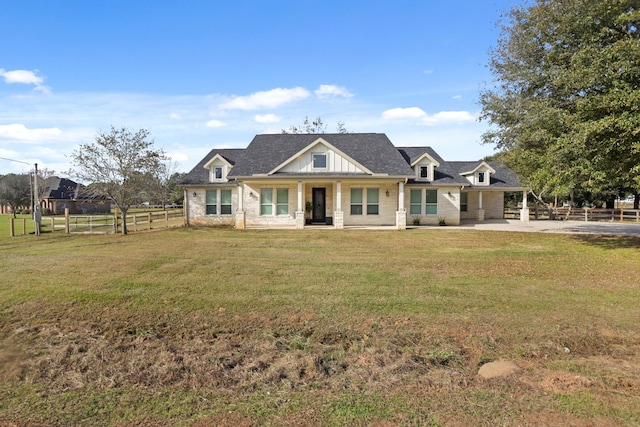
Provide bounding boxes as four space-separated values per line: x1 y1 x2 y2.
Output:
571 234 640 249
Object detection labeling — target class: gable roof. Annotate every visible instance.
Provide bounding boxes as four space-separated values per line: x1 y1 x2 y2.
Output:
42 176 106 200
229 133 414 177
180 148 245 185
449 161 523 188
397 147 469 185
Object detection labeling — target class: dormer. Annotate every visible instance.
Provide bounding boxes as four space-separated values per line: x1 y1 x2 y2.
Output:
411 152 440 182
203 154 234 182
460 161 495 186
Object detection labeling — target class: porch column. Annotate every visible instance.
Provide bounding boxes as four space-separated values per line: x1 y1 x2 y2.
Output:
477 190 485 222
520 190 530 222
396 181 407 230
334 181 344 229
235 184 245 229
296 181 305 229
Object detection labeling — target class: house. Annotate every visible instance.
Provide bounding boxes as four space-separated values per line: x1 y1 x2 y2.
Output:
41 176 111 215
179 133 529 229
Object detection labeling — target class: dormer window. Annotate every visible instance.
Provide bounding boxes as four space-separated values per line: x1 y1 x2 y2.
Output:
313 153 327 169
478 172 485 184
214 167 223 180
416 163 433 181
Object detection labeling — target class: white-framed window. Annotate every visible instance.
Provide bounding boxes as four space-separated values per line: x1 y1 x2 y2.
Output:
410 189 422 215
214 167 223 180
261 188 289 216
276 189 289 215
206 189 232 215
351 188 363 215
206 190 217 215
420 166 429 179
367 188 379 215
478 172 485 184
425 190 437 215
408 189 438 215
312 153 327 169
460 192 468 212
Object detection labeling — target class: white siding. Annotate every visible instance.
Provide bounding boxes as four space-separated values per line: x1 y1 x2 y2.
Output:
279 146 364 174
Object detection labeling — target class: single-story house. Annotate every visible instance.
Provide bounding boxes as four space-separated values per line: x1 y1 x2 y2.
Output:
179 133 529 229
41 176 111 215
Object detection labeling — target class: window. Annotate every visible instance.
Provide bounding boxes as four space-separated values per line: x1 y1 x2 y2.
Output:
260 189 273 215
206 189 232 215
220 189 232 214
410 189 422 215
420 166 429 179
313 153 327 169
276 189 289 215
460 192 468 212
478 172 485 184
367 188 379 215
214 167 223 180
425 190 437 215
350 188 363 215
206 190 217 215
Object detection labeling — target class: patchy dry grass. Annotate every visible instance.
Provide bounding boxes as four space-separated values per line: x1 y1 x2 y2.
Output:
1 226 639 426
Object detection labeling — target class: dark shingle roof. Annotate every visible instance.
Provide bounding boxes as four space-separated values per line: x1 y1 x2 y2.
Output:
448 161 524 188
229 133 414 177
179 148 245 185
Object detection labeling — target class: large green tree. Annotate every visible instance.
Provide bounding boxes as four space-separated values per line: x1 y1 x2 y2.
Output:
70 127 167 234
0 173 32 217
480 0 640 206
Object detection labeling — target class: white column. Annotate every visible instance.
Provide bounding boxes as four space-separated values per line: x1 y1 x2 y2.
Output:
398 181 405 208
334 181 344 229
520 190 530 222
296 181 305 229
477 190 485 222
396 181 407 230
235 184 246 229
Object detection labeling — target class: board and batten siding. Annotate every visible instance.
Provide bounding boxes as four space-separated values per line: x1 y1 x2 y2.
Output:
279 148 364 174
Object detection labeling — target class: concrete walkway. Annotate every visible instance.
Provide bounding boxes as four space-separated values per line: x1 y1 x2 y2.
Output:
450 219 640 237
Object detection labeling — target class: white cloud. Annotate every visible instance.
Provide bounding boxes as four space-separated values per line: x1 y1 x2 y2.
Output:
382 107 477 126
0 68 51 93
170 112 183 120
219 87 310 110
254 113 281 124
452 94 462 100
315 84 354 99
0 123 62 141
421 111 477 125
382 107 427 120
205 119 226 128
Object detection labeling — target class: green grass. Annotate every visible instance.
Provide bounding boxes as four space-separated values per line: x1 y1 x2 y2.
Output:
1 226 639 426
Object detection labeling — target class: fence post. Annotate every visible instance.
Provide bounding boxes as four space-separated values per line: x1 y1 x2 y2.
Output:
10 217 14 237
165 210 168 228
65 208 70 234
620 208 624 222
50 216 55 233
113 207 118 234
22 218 26 235
148 212 152 231
584 208 588 222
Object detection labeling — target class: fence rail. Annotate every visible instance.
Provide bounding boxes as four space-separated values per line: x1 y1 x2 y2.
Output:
10 208 184 236
505 206 640 222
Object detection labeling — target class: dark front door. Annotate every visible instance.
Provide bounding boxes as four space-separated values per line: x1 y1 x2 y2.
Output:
312 188 326 223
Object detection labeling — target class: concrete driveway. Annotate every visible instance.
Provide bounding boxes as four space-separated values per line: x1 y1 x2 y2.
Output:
453 219 640 237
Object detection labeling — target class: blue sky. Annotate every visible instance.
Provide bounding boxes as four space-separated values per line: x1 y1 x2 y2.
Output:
0 0 519 176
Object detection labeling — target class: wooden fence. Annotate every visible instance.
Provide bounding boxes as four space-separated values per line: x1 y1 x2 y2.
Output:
505 206 640 222
9 208 184 236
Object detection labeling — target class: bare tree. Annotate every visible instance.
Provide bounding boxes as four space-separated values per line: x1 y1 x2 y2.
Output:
282 116 348 134
69 126 167 234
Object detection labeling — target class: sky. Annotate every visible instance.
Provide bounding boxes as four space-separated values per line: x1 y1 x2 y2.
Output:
0 0 520 177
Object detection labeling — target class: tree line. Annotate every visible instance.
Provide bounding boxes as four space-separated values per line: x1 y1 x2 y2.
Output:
480 0 639 209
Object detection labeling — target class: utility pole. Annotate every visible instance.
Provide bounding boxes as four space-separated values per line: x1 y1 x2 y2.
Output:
0 156 41 235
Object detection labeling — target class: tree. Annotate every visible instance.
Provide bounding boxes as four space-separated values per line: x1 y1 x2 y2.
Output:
70 126 167 234
0 173 31 217
282 116 349 134
480 0 640 206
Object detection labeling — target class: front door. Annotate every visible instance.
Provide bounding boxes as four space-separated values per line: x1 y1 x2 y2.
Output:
312 188 326 223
